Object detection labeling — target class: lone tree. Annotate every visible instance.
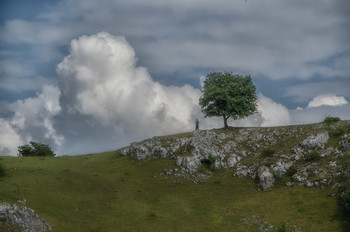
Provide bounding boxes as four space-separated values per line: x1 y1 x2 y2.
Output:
199 72 257 128
18 141 56 157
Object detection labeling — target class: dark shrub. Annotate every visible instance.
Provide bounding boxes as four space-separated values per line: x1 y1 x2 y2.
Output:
0 163 5 177
285 166 297 177
339 185 350 214
262 148 275 157
304 151 321 162
323 116 340 123
277 222 287 232
201 152 217 170
18 141 55 157
208 152 217 164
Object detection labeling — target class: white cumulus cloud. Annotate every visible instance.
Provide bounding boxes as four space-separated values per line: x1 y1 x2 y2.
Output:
307 94 348 108
0 85 62 156
55 32 202 154
3 31 348 156
257 94 291 127
0 119 23 156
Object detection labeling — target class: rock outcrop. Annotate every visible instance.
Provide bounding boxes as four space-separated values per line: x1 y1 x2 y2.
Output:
0 202 51 232
119 120 350 191
300 132 329 149
257 166 275 191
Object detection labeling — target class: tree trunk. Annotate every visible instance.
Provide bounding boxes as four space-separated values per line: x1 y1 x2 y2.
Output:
223 115 229 128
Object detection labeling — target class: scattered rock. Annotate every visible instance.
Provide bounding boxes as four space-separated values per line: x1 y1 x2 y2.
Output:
176 156 201 174
257 166 275 191
0 202 51 232
119 121 349 192
272 160 294 178
300 132 329 149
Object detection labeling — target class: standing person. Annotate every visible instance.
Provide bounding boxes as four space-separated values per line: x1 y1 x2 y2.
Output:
195 119 199 130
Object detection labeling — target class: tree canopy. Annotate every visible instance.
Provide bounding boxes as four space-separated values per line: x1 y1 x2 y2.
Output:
18 141 56 157
199 72 257 128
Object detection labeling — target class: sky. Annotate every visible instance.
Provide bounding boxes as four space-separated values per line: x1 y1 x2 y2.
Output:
0 0 349 156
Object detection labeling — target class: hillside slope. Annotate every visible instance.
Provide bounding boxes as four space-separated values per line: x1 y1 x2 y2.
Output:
121 120 350 191
1 120 350 231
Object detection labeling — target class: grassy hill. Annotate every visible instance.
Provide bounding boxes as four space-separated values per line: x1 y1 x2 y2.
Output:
1 120 350 231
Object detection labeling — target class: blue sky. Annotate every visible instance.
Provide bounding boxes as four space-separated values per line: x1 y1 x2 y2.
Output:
0 0 349 156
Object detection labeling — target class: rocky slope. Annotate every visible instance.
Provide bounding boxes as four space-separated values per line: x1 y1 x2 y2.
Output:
120 120 350 209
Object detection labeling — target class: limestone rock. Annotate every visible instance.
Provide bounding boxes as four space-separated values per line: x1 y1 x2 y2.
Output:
272 160 294 178
0 202 51 232
234 165 249 177
257 166 275 191
176 156 200 174
152 146 168 158
300 132 329 149
129 144 150 160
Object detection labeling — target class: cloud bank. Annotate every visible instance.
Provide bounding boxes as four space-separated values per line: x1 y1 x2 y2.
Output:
307 94 348 108
0 32 349 156
1 0 349 94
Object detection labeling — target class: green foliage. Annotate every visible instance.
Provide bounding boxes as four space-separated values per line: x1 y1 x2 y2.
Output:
208 152 217 164
0 163 5 177
285 166 297 177
276 222 287 232
262 148 275 157
199 72 258 128
18 141 55 157
201 152 217 170
323 116 341 124
344 187 350 203
304 151 321 162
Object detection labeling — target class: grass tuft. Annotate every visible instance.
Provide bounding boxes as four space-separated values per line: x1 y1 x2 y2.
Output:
304 151 321 162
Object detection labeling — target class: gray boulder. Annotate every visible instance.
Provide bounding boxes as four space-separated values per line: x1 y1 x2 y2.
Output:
300 132 329 149
176 156 201 173
257 166 275 191
152 146 168 158
272 160 294 178
129 144 150 160
0 203 51 232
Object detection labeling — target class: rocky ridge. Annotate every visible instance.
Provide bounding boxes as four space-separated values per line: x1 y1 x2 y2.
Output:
120 121 350 194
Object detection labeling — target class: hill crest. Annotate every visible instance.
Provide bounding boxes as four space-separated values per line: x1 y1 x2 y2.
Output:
120 121 350 207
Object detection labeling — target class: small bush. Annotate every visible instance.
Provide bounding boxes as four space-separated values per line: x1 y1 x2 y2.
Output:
18 141 55 157
304 151 321 162
323 116 340 123
262 148 275 157
344 187 350 203
208 152 217 164
285 166 297 177
339 185 350 214
201 152 217 170
0 163 6 177
277 222 287 232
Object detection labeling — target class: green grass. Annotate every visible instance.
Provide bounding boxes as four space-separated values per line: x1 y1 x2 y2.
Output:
0 152 349 232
